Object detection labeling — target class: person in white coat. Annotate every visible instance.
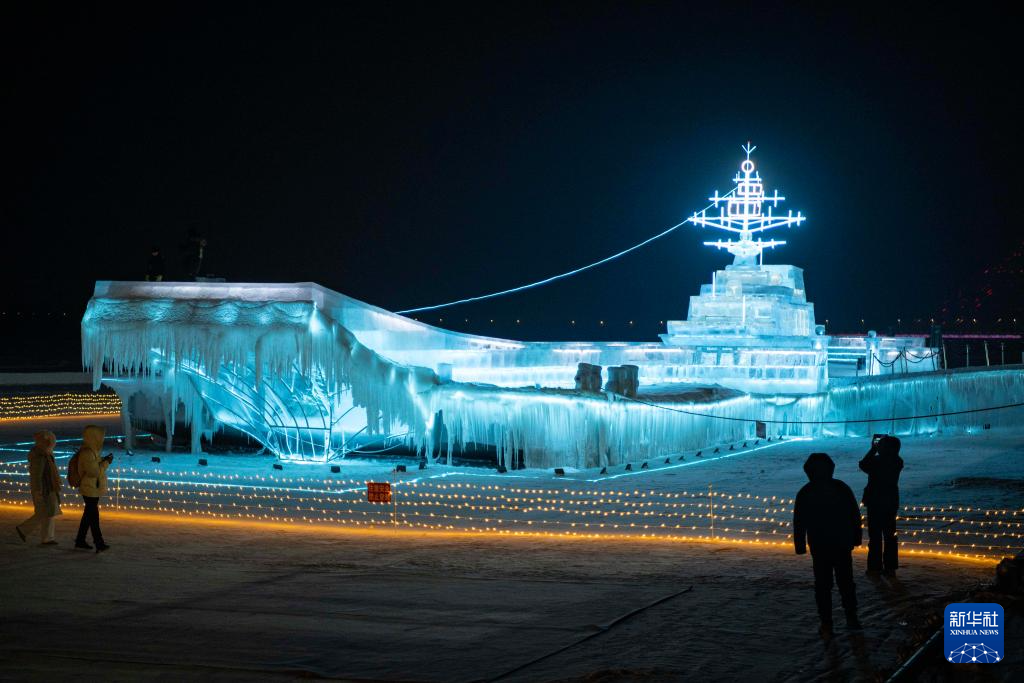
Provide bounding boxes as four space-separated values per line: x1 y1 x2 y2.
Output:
74 425 112 553
15 430 62 545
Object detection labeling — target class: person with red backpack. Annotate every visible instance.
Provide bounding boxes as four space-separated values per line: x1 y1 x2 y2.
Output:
72 425 113 553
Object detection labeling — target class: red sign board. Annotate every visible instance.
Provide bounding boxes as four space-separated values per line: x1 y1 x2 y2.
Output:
367 482 392 503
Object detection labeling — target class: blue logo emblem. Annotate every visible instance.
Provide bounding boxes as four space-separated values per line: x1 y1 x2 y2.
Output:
944 603 1003 663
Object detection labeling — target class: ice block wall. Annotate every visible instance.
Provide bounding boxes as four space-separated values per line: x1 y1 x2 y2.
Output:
428 367 1024 469
820 366 1024 438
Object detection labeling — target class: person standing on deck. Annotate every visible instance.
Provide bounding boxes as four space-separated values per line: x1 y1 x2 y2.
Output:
145 246 164 281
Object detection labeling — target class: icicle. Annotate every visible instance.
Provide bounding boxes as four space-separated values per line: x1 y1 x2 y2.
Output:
82 290 440 460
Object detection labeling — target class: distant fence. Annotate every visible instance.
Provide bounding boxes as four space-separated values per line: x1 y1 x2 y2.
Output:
940 338 1024 370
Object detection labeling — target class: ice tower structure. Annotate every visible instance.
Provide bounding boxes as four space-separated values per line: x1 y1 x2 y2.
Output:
661 145 827 393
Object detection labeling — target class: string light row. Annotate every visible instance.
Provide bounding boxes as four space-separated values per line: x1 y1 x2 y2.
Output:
2 467 1020 562
0 392 121 420
31 476 1023 544
23 468 1014 534
5 448 1013 514
1 460 1022 522
86 483 1018 543
0 488 998 560
3 465 1021 518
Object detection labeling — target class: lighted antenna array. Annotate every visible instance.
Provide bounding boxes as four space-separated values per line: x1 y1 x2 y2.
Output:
688 143 805 265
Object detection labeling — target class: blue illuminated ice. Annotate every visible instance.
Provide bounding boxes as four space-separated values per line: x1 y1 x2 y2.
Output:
81 280 1024 469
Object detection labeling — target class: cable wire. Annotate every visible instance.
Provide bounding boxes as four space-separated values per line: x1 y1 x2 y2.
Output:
397 191 736 314
487 585 694 681
614 392 1024 425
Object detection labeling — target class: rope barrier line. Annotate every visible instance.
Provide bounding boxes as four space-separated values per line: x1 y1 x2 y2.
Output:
397 190 736 314
873 347 940 367
614 393 1024 425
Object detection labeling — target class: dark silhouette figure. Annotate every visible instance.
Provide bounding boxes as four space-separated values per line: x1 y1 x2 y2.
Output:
794 452 863 637
182 228 207 280
859 435 904 576
145 246 164 281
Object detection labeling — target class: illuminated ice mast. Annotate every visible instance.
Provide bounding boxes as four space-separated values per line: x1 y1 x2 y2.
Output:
688 143 805 266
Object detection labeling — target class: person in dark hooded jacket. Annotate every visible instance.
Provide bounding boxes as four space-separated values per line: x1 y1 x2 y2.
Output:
859 435 904 576
794 452 863 637
145 246 164 281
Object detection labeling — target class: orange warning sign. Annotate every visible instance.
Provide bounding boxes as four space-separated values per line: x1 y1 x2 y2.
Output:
367 481 392 503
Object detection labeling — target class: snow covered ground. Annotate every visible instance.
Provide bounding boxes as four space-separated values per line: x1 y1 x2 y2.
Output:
1 416 1021 680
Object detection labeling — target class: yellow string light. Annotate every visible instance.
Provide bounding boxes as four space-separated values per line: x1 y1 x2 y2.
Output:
0 392 121 420
1 456 1020 564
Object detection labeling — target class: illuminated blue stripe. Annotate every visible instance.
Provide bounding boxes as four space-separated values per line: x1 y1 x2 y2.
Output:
587 437 809 481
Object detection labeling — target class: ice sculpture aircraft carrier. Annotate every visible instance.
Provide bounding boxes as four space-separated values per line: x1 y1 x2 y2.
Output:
84 146 1020 469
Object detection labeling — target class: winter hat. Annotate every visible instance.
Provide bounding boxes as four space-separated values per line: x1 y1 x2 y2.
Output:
33 430 56 451
803 452 835 480
878 435 901 456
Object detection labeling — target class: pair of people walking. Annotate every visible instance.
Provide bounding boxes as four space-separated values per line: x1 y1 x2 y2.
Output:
793 436 904 639
15 424 113 553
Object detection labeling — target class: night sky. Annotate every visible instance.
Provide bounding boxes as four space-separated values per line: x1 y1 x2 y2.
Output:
2 3 1020 361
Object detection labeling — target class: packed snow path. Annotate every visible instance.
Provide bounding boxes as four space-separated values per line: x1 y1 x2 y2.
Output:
0 505 1004 681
